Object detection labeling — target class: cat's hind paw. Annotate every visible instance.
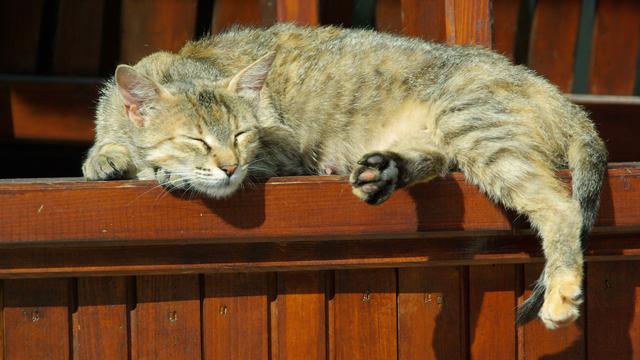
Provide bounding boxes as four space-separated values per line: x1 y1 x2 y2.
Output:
350 152 400 205
82 144 133 180
539 273 583 329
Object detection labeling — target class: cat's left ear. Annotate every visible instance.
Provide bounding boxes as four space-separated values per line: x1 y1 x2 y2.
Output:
115 65 172 127
227 53 275 105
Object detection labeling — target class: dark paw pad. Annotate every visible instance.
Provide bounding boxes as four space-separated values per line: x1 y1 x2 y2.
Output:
350 152 400 205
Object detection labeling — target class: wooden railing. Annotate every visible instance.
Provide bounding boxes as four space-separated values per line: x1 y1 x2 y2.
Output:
1 0 640 359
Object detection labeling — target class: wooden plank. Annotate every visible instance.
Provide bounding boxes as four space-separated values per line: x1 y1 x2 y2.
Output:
333 269 397 360
52 0 106 75
520 264 584 359
589 0 640 95
276 0 319 25
399 0 446 42
132 275 201 359
3 279 70 359
212 0 269 33
444 0 493 47
469 265 516 359
528 0 582 92
120 0 198 64
375 0 401 33
0 80 98 142
203 273 268 359
0 281 3 360
398 267 465 359
73 277 129 360
275 272 326 360
0 1 44 73
0 166 638 246
492 0 521 60
587 261 640 359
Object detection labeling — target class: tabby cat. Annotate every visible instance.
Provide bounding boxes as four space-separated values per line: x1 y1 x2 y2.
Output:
83 24 607 329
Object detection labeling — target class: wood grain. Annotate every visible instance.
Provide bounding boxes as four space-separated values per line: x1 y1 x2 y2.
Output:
528 0 582 92
120 0 198 64
589 0 640 95
399 0 446 42
398 267 465 359
53 0 106 75
587 261 640 359
73 277 129 360
492 0 521 60
275 272 326 360
3 279 70 359
203 273 269 359
0 0 44 73
520 264 584 359
375 0 401 33
132 275 201 359
469 265 516 359
276 0 319 25
333 269 397 360
444 0 493 47
212 0 268 33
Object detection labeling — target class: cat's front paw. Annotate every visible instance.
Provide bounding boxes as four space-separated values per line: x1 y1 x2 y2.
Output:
82 144 133 180
350 152 400 205
539 272 583 329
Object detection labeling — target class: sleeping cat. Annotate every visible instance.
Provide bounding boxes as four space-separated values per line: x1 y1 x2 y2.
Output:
83 24 607 329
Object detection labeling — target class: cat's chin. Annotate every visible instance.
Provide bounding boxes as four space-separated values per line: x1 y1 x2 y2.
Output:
192 169 245 199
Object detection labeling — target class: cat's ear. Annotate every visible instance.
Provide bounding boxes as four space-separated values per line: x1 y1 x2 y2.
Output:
227 53 275 105
115 65 171 127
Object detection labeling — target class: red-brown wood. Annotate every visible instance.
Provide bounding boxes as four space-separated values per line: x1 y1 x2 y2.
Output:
0 80 97 142
492 0 521 60
333 269 397 360
203 273 269 359
120 0 198 64
589 0 640 95
276 0 319 25
73 277 129 360
398 267 465 359
3 279 70 359
528 0 582 92
132 275 201 359
275 272 326 360
400 0 446 42
469 265 516 359
444 0 493 48
520 264 584 359
587 261 640 359
0 281 3 360
0 1 44 73
212 0 270 33
52 0 106 76
375 0 401 33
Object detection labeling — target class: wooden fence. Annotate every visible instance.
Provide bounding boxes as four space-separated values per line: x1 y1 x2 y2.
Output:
1 0 640 359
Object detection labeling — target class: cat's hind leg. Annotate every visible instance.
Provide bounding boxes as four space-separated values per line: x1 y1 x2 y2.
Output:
350 146 448 204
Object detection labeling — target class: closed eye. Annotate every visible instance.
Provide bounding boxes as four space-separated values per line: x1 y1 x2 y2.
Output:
182 136 211 151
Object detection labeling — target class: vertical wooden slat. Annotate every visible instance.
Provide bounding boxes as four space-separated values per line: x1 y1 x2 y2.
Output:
587 261 640 359
399 0 446 42
469 265 516 360
521 264 585 359
203 273 269 360
212 0 270 33
528 0 582 92
52 0 106 75
492 0 521 60
0 0 44 73
3 279 70 359
73 277 129 360
588 0 640 95
275 271 326 360
120 0 198 64
0 280 3 360
444 0 493 47
276 0 319 25
132 275 201 360
333 269 397 360
398 267 465 360
375 0 401 33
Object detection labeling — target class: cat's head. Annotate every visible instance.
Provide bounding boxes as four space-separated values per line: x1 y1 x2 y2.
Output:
115 54 274 198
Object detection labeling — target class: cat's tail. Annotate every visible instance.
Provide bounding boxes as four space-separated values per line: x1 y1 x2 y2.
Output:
516 114 608 325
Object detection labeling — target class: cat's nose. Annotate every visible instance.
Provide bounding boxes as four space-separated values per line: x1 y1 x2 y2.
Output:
220 164 238 177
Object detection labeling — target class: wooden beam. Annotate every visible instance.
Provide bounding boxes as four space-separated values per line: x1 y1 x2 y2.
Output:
444 0 493 47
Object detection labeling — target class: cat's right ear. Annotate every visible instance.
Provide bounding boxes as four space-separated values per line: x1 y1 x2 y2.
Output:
115 65 171 127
